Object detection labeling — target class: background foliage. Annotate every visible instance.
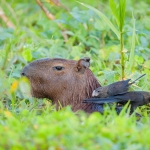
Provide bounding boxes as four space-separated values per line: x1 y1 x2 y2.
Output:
0 0 150 149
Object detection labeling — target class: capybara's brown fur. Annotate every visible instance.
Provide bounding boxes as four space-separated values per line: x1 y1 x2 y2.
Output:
21 57 101 113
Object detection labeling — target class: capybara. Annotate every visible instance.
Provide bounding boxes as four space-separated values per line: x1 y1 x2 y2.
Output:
21 57 101 113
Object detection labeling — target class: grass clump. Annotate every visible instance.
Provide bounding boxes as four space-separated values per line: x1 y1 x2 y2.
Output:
0 0 150 149
0 105 150 150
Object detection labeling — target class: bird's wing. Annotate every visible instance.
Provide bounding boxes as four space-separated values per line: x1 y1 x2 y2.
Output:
83 97 125 104
108 79 130 96
129 74 146 85
114 92 144 102
83 92 144 104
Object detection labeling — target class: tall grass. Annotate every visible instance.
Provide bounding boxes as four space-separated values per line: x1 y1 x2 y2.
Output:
0 105 150 149
129 13 136 72
80 0 127 79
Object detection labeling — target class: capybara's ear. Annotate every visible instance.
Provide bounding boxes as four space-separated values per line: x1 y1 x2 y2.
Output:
75 57 90 74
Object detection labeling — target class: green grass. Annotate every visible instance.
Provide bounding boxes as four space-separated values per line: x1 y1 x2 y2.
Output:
0 104 150 150
0 0 150 149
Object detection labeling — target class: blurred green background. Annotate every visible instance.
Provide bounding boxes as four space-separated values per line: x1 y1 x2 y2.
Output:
0 0 150 149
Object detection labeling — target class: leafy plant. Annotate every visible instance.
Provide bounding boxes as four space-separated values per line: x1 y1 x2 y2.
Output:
0 0 150 149
79 0 127 79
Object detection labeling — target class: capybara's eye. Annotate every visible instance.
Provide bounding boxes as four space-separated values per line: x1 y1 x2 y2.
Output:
53 66 65 71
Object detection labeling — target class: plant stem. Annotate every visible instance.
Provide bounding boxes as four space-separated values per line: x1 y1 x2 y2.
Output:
120 31 125 79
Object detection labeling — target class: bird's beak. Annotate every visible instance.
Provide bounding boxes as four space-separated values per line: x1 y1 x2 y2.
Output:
92 90 99 97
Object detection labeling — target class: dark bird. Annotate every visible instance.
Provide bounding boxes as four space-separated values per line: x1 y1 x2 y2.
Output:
92 74 146 98
84 91 150 113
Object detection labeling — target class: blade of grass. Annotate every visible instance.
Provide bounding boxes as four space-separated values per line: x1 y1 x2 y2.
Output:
1 40 12 70
119 0 126 31
119 0 126 79
109 0 119 26
129 12 136 71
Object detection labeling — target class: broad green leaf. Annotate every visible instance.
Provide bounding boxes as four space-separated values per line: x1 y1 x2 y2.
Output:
78 2 120 39
22 49 32 62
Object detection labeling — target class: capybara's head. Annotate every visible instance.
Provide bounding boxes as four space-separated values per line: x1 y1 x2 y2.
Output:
21 57 100 112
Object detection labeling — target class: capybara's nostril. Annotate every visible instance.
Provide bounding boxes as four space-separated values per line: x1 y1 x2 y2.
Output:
21 65 29 76
21 72 25 76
